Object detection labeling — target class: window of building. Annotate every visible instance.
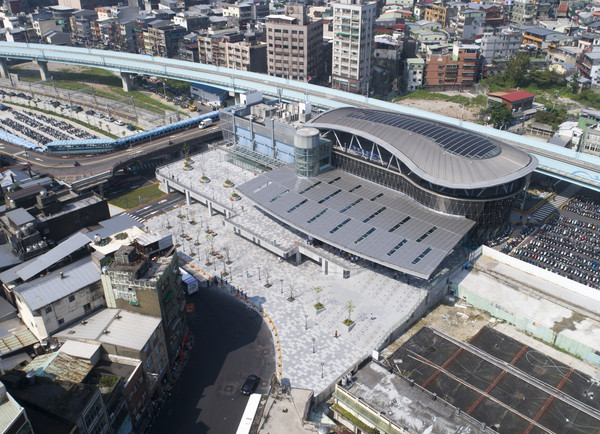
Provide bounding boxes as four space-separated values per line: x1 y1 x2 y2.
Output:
69 295 75 302
45 306 52 314
58 318 64 325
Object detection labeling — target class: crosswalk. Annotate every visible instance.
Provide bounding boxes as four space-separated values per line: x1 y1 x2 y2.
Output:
125 212 146 223
135 160 165 172
532 183 580 222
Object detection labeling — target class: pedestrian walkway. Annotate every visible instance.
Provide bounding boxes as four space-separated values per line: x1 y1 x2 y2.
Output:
532 183 580 223
146 150 432 398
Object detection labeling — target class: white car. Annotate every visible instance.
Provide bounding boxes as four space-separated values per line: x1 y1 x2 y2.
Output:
115 120 124 126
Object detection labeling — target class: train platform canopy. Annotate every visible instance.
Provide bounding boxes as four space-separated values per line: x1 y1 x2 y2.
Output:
238 165 475 279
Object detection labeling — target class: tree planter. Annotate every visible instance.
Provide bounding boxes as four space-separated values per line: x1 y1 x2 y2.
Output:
223 180 234 188
200 177 210 184
183 165 193 171
343 319 355 332
314 303 326 315
230 194 241 201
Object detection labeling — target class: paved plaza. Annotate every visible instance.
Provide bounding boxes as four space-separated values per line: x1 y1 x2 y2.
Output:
149 150 428 396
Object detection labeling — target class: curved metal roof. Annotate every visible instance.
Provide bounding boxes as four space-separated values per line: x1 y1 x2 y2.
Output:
308 107 538 190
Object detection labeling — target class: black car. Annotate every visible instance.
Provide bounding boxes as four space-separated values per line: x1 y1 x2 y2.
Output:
240 375 259 396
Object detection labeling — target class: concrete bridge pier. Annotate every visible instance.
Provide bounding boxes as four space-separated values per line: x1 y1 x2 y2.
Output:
120 72 134 92
0 60 8 79
35 60 49 81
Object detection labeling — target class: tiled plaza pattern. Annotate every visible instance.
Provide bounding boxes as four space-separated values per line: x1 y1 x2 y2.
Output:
149 150 427 396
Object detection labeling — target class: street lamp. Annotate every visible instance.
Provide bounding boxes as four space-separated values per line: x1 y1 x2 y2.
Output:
280 279 284 294
305 314 308 331
321 362 324 379
258 268 261 281
312 337 315 354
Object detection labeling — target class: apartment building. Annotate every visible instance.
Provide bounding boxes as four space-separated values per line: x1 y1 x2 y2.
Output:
143 20 186 58
100 244 186 366
332 0 377 94
403 57 425 93
424 4 449 27
577 47 600 86
198 31 267 73
266 4 323 82
455 9 485 41
424 43 479 90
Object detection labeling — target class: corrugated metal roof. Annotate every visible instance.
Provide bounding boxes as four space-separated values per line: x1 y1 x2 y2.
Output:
22 352 93 384
17 232 91 282
55 308 161 352
15 257 100 311
0 327 37 356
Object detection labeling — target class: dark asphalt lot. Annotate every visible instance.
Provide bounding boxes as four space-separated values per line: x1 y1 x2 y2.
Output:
149 284 275 434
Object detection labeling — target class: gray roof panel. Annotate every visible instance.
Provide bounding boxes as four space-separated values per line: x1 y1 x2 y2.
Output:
307 107 537 189
15 257 100 311
239 166 475 279
17 232 91 282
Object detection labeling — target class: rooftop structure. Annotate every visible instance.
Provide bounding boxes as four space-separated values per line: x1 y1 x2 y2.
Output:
238 165 474 278
54 308 162 352
388 326 600 432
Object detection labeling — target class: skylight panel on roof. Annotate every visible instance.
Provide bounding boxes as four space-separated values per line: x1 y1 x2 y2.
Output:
416 227 437 242
354 227 376 244
287 199 308 213
412 247 432 264
318 189 342 204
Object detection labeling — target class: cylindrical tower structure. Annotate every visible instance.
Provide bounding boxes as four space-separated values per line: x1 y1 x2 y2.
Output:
294 127 321 178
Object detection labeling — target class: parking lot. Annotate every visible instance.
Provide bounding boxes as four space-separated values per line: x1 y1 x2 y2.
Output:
508 195 600 289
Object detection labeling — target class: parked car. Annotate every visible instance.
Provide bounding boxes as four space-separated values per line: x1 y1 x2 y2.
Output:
240 375 259 395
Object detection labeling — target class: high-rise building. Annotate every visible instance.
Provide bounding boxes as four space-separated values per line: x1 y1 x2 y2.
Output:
265 4 323 82
100 244 186 366
331 0 376 94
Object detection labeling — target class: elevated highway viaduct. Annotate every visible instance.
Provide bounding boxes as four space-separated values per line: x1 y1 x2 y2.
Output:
0 43 599 192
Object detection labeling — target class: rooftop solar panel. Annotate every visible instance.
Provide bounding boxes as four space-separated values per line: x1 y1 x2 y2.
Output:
347 111 501 160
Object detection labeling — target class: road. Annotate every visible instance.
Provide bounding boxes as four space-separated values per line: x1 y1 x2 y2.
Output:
125 192 185 222
0 124 220 182
149 284 275 434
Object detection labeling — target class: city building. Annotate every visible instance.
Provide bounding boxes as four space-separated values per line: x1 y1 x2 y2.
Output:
487 89 535 109
13 256 104 341
331 0 377 94
577 47 600 86
510 0 538 24
520 25 567 53
100 244 186 365
454 9 484 41
265 4 323 82
143 20 186 58
55 308 169 423
424 43 480 91
197 31 267 73
423 3 450 27
479 28 523 72
228 101 537 279
70 9 98 46
2 368 110 434
0 381 33 434
403 57 425 93
372 35 402 96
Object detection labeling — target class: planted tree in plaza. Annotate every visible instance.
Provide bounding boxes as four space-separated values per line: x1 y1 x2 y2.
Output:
344 300 356 326
225 246 232 264
264 268 271 288
205 248 212 266
312 286 324 310
206 234 215 254
288 283 295 302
